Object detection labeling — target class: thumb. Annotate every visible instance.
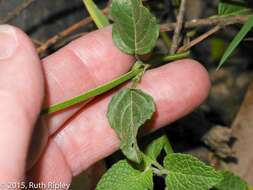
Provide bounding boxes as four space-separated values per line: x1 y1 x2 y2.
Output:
0 25 44 181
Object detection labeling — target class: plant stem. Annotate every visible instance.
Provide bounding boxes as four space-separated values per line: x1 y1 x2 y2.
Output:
164 138 174 155
37 8 109 55
152 161 166 171
160 15 251 32
151 165 169 176
41 65 143 115
0 0 35 24
161 51 190 62
160 32 172 50
170 0 186 54
149 51 190 65
177 25 221 53
82 0 110 29
37 14 251 55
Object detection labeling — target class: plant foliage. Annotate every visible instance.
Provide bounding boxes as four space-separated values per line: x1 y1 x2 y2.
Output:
107 88 155 163
110 0 160 55
96 1 230 190
44 0 252 189
213 171 248 190
96 160 153 190
218 0 251 16
164 154 222 190
218 15 253 69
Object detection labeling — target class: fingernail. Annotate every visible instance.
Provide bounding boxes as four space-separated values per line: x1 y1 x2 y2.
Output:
0 25 17 60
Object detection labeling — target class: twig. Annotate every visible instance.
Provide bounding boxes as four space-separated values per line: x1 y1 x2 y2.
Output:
37 17 92 54
37 12 250 56
53 32 87 50
32 38 44 47
177 25 221 53
160 15 250 32
170 0 187 54
0 0 35 24
37 8 108 55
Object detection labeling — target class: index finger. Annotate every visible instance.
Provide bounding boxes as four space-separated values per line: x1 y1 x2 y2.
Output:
42 27 134 134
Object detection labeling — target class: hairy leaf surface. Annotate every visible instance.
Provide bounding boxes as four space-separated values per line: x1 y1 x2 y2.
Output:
107 88 155 163
96 160 153 190
213 171 248 190
164 153 222 190
110 0 159 55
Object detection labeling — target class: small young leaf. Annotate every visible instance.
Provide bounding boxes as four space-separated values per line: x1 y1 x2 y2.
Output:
164 153 223 190
96 160 153 190
145 135 174 160
83 0 109 29
218 15 253 69
110 0 160 55
213 171 248 190
107 88 155 163
218 0 251 16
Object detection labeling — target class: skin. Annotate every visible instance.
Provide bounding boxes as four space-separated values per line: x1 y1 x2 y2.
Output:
0 25 210 188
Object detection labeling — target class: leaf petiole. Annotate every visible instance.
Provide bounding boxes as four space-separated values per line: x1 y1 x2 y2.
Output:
151 167 169 177
131 63 150 88
41 64 144 115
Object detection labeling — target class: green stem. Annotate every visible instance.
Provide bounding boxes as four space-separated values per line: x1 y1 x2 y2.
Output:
82 0 109 29
152 167 168 176
152 161 166 171
149 51 190 65
42 51 189 115
164 139 174 155
160 32 172 50
41 65 143 115
162 51 190 62
151 165 169 176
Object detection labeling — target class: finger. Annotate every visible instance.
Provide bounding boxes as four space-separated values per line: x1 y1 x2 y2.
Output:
0 25 44 180
30 59 210 184
42 26 134 134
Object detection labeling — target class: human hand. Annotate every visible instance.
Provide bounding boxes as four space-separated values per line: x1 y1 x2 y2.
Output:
0 25 210 188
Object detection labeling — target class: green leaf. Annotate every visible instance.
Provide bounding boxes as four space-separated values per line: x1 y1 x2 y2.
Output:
110 0 160 55
96 160 153 190
83 0 109 29
218 15 253 69
213 171 248 190
218 0 251 16
145 135 174 160
107 88 155 163
164 153 223 190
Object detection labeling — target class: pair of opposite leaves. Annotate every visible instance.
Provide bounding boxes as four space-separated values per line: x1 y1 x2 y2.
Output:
98 1 249 190
108 0 160 163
